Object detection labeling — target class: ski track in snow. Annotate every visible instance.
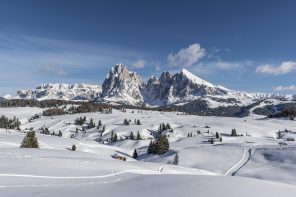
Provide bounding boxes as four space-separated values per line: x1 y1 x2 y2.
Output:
0 169 160 180
225 147 251 176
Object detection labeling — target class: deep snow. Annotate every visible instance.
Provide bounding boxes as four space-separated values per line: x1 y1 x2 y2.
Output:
0 107 296 196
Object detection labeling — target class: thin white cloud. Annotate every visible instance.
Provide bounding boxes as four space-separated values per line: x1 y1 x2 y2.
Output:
155 65 161 71
133 59 145 68
39 65 67 77
256 61 296 75
167 43 205 68
273 85 296 91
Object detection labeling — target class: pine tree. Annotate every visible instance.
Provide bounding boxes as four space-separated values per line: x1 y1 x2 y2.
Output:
130 132 135 140
113 133 118 142
136 131 141 140
231 129 237 136
162 123 166 131
215 132 220 139
147 141 153 154
102 125 105 133
124 118 129 125
89 118 94 128
132 149 138 159
173 153 179 165
72 144 76 151
137 119 141 125
98 120 102 127
20 131 39 148
210 138 214 144
110 130 114 141
166 123 171 130
58 130 62 137
155 136 169 154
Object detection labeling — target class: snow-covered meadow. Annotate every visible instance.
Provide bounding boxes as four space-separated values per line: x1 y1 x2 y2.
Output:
0 107 296 196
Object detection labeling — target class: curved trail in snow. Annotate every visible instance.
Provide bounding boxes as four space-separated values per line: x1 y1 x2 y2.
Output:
225 148 251 176
0 169 160 180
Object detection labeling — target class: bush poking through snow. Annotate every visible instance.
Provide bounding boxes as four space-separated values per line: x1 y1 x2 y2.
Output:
20 131 39 148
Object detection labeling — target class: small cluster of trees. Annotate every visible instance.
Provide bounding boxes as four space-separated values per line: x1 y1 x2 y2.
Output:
41 127 62 137
29 114 40 122
187 133 193 137
68 103 112 114
129 131 141 140
88 118 95 128
75 116 87 125
123 118 141 125
123 118 130 125
147 136 169 155
134 119 141 125
269 106 296 120
158 123 172 133
124 119 141 125
43 108 65 116
0 115 21 130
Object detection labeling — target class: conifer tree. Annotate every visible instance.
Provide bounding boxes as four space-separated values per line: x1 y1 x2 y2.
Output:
132 149 138 159
20 131 39 148
210 138 214 144
124 118 129 125
215 132 220 139
89 118 94 128
98 120 102 127
166 123 171 130
137 119 141 125
113 133 118 142
130 132 135 140
72 144 76 151
147 141 153 154
231 129 237 136
173 153 179 165
136 131 141 140
155 136 169 154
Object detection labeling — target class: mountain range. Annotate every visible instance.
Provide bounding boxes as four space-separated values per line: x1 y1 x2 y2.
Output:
3 64 295 111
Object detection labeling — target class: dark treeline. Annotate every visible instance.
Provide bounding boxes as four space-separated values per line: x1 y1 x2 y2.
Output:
269 106 296 120
0 115 21 130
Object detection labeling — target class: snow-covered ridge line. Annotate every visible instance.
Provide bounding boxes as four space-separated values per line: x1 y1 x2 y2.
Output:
3 64 295 108
100 64 295 107
12 83 101 101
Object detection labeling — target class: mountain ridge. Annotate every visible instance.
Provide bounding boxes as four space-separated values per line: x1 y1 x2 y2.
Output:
2 64 295 110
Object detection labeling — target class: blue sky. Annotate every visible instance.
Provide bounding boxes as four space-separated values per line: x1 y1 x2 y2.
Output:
0 0 296 95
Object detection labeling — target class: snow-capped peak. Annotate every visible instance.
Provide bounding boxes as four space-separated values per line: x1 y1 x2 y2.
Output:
181 68 215 87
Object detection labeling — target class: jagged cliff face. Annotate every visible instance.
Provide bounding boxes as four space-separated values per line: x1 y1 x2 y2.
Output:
100 64 144 105
141 69 228 106
16 83 101 101
101 64 294 107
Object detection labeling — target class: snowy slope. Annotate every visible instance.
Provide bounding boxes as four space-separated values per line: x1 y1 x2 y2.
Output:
1 128 296 197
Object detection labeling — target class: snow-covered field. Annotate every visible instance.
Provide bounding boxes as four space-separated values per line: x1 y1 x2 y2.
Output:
0 107 296 196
